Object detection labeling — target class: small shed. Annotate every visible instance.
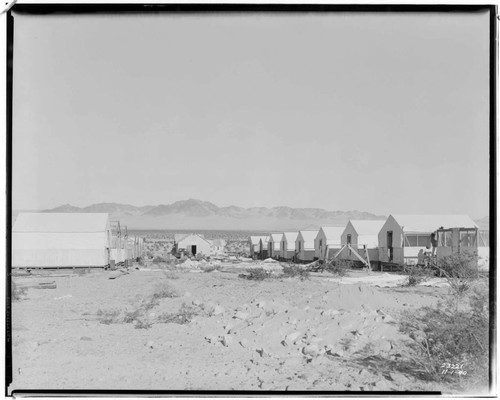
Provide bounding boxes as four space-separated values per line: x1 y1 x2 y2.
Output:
315 227 345 261
339 220 385 265
295 230 319 262
175 233 212 256
378 214 478 265
268 233 283 259
12 212 111 268
280 232 299 260
259 236 270 260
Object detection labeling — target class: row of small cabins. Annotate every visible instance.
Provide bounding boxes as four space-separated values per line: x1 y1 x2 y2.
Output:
11 213 144 269
249 215 488 269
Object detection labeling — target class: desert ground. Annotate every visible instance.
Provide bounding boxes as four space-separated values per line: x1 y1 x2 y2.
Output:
9 260 489 394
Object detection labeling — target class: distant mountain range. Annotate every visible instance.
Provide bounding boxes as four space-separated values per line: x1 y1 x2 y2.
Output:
32 199 386 230
11 199 489 231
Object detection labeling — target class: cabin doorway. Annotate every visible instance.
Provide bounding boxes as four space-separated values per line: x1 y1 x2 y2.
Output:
191 245 197 256
387 231 393 262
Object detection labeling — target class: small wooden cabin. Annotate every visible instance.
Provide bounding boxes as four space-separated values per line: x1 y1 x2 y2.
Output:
295 230 319 262
281 232 299 260
339 220 385 266
315 227 345 261
268 233 283 259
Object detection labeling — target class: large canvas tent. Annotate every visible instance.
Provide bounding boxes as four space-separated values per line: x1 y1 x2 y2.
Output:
12 213 111 268
174 233 212 256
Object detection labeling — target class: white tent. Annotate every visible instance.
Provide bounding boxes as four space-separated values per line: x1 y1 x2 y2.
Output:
12 213 111 268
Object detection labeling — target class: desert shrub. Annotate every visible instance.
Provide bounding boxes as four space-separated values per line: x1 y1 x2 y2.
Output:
152 256 166 264
11 281 27 301
324 259 352 276
134 319 152 329
281 264 310 280
96 308 122 324
156 303 199 325
123 309 143 324
195 253 207 261
240 267 274 281
402 264 434 287
201 264 222 273
142 297 160 311
400 283 489 388
163 271 180 279
437 253 480 295
151 282 179 301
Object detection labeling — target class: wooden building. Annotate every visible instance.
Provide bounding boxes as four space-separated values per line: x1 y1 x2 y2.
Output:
314 226 345 261
280 232 299 260
268 233 283 259
295 230 319 262
339 220 385 266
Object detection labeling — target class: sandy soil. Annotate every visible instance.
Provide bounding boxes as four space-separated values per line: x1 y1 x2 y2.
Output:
9 265 454 393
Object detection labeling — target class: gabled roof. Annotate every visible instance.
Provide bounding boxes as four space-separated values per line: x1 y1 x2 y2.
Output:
282 232 299 243
297 230 319 250
13 213 109 233
357 235 379 248
177 233 211 245
250 236 265 245
348 220 385 246
349 220 385 236
250 236 269 245
260 236 270 245
269 233 283 243
391 214 477 234
319 226 344 245
174 233 189 242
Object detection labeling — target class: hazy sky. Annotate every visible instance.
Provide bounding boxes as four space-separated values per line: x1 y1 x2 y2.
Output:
12 11 490 218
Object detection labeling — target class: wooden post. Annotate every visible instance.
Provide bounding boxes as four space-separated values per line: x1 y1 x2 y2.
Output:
365 245 372 272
